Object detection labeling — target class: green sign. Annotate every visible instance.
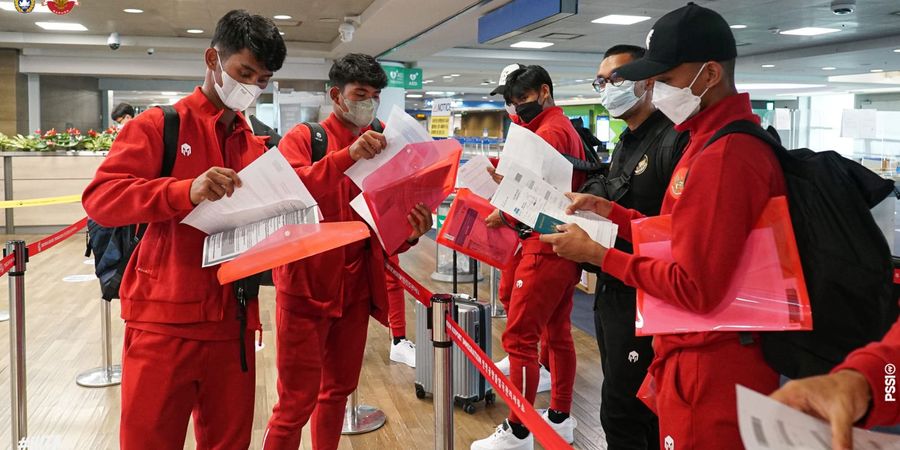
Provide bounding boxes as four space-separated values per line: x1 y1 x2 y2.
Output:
405 68 423 90
382 66 424 90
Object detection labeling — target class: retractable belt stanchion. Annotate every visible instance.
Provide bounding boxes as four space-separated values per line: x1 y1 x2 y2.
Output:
431 293 454 450
7 240 28 449
75 298 122 387
341 389 386 434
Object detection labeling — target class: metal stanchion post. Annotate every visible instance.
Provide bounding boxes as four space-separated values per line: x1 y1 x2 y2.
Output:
76 299 122 387
432 294 454 450
489 266 506 318
7 240 27 449
341 389 386 435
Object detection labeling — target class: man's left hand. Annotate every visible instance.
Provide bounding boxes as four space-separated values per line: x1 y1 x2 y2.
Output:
407 203 433 243
539 223 607 266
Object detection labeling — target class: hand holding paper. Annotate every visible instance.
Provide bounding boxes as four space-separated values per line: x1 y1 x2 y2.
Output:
345 106 432 187
456 155 500 199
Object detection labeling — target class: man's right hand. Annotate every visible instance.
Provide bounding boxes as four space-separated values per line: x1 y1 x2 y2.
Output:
565 192 612 217
485 209 503 229
190 167 242 205
349 131 387 161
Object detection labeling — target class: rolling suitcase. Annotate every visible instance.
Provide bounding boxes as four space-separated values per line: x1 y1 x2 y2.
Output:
414 253 495 414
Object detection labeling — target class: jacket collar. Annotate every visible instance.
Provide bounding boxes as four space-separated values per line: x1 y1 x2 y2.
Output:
513 106 565 132
181 87 252 134
675 92 754 136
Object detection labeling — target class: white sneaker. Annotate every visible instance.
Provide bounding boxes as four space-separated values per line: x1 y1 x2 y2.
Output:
542 410 577 444
495 356 510 375
537 366 552 393
390 339 416 368
470 420 534 450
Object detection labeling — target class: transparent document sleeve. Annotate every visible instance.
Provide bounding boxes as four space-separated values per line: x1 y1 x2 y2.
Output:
202 206 319 268
436 188 519 269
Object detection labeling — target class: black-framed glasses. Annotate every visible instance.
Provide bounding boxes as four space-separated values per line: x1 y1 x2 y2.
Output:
592 73 626 93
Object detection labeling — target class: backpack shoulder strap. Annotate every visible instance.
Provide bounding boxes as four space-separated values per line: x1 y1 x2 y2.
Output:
616 122 669 179
703 119 788 158
302 122 328 162
157 105 180 177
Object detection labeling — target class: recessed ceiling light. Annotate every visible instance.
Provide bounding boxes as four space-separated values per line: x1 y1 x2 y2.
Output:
425 91 444 95
123 8 143 14
894 48 900 53
780 27 841 36
186 29 204 34
591 14 651 25
36 22 87 31
871 69 884 73
0 1 50 12
160 91 178 96
406 94 423 98
442 75 454 79
450 74 461 77
274 15 292 20
422 80 434 84
482 96 488 99
279 31 285 36
761 64 775 68
730 24 747 29
510 41 554 49
821 66 837 71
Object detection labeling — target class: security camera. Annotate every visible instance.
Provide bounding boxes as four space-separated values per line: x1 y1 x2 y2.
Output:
831 0 855 15
107 32 121 50
338 22 355 43
147 47 155 55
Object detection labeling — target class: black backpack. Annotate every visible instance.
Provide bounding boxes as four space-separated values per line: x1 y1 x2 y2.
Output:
704 120 898 379
86 105 179 301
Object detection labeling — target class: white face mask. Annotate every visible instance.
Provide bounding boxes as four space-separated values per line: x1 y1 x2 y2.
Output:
599 80 645 118
341 95 379 128
651 63 710 125
213 55 263 112
504 103 517 118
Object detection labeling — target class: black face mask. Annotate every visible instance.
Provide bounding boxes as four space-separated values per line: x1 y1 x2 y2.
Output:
515 101 543 124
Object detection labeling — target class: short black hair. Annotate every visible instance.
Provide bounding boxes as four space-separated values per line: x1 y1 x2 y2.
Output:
603 44 646 61
111 103 135 121
211 9 286 72
503 65 554 104
329 54 388 90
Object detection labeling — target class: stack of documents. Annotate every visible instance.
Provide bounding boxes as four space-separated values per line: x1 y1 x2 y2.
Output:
347 107 462 254
491 162 617 248
181 149 321 267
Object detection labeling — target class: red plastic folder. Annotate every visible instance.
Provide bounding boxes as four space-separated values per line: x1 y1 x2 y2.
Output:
217 222 370 284
632 196 812 335
362 139 462 254
436 188 519 269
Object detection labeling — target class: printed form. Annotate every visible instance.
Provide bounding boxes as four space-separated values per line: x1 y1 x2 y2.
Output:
496 123 573 193
181 148 321 267
456 154 499 200
737 385 900 450
345 106 433 188
491 163 616 248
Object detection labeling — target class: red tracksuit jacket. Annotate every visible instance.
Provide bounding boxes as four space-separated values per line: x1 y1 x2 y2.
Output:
509 106 586 253
82 87 264 339
273 113 409 324
834 317 900 427
601 93 787 358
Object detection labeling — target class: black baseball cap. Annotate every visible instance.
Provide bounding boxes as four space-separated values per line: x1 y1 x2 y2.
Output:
615 2 736 81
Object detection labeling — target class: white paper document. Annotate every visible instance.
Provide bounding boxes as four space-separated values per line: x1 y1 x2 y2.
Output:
546 210 618 249
345 106 433 188
201 206 320 268
182 148 318 235
457 155 499 199
737 385 900 450
496 123 574 193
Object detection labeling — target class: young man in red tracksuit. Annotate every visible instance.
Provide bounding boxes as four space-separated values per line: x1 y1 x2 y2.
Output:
543 4 785 449
82 10 285 449
263 53 432 450
772 317 900 448
473 65 585 450
386 254 416 367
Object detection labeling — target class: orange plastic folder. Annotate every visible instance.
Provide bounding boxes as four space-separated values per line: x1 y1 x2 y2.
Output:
362 139 462 254
217 222 370 284
436 188 519 269
632 196 812 335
